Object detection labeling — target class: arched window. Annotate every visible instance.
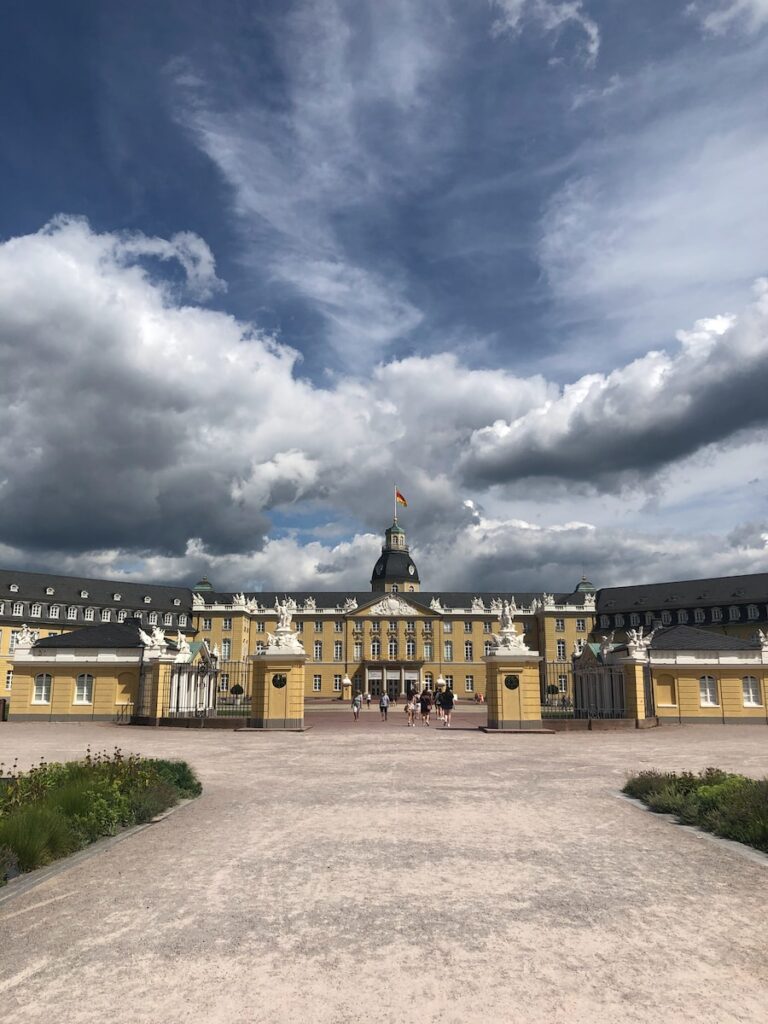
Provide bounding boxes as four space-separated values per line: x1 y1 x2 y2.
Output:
30 603 41 617
371 639 381 658
75 673 94 704
464 641 473 661
391 584 399 593
50 605 60 619
101 609 111 622
742 676 761 707
67 606 78 620
148 612 158 625
33 673 52 703
164 613 173 626
84 608 95 621
388 639 398 659
423 672 433 686
117 609 127 622
12 602 23 616
699 675 718 707
694 608 705 624
747 604 759 620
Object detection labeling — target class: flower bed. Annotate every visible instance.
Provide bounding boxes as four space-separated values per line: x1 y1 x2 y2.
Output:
0 747 202 883
623 767 768 854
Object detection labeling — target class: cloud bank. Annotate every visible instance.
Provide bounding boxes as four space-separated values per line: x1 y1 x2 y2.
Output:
0 216 767 590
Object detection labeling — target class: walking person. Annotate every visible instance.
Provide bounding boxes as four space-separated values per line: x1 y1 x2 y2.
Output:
379 691 391 721
351 692 362 721
419 689 432 726
442 685 455 728
435 688 444 722
364 691 371 710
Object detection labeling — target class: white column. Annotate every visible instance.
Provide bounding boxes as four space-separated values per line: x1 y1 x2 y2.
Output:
400 665 406 696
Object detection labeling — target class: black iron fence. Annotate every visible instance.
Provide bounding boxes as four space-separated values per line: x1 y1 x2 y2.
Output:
541 660 628 719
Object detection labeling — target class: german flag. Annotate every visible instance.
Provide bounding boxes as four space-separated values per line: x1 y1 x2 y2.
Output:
395 488 408 507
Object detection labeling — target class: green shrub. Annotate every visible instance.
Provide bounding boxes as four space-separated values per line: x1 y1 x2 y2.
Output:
625 767 768 854
0 844 18 885
129 781 179 824
148 759 202 798
0 805 78 871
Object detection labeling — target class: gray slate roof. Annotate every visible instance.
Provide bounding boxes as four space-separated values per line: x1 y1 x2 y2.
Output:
0 568 190 611
34 622 145 649
199 590 591 610
598 572 768 612
649 625 761 651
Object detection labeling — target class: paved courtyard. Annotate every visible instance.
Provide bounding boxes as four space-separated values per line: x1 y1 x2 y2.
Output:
1 717 767 1023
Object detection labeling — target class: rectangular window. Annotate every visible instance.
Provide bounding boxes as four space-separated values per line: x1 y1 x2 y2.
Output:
333 674 342 692
313 641 323 660
465 674 474 692
354 642 362 660
313 675 322 692
555 618 565 631
315 620 323 633
222 618 232 630
164 613 172 626
600 615 610 628
576 618 585 632
50 605 60 619
371 639 381 658
219 673 230 691
179 614 188 627
711 607 722 622
483 621 492 633
12 602 23 616
615 614 624 627
9 630 20 653
406 639 415 659
5 669 13 691
443 620 452 633
388 640 398 659
742 677 761 707
558 674 568 693
729 606 740 621
484 640 494 656
406 620 415 633
334 620 343 633
677 610 688 624
333 641 343 660
464 641 473 661
423 642 433 660
556 639 566 659
464 621 472 633
101 609 111 622
255 620 265 632
371 621 380 633
221 639 231 659
203 617 212 630
660 611 671 625
30 604 41 617
423 622 432 633
694 608 705 624
389 620 397 632
75 674 94 704
629 613 640 627
699 676 719 707
84 608 95 621
444 675 453 689
67 607 78 620
645 611 654 625
747 605 759 620
444 641 453 661
295 620 304 633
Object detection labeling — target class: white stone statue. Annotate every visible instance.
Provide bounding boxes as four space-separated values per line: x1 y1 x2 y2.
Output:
583 593 596 611
490 598 502 614
192 592 206 609
471 597 485 612
15 623 38 649
303 596 317 612
499 600 514 632
369 595 413 616
138 628 155 648
429 597 443 612
175 626 191 659
232 592 246 608
342 597 358 612
212 643 220 659
542 593 555 609
151 626 166 647
626 627 655 657
246 597 261 613
599 632 615 658
275 598 295 630
756 629 768 653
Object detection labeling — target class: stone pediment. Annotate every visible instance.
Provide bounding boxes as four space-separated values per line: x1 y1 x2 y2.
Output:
355 595 425 617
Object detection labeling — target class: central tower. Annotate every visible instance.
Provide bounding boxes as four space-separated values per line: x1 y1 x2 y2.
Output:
370 519 420 593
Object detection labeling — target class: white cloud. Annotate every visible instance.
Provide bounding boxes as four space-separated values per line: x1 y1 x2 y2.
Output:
690 0 768 33
1 217 768 590
490 0 600 64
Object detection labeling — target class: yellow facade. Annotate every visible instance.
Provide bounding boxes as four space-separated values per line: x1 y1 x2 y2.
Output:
651 665 768 724
8 663 139 721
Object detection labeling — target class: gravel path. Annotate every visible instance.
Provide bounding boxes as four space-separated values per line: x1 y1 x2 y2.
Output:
1 720 766 1023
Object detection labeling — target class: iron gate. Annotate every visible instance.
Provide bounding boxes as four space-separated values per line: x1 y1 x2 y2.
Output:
541 661 628 719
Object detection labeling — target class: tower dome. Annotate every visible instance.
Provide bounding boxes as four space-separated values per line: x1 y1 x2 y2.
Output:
574 575 596 593
370 519 420 593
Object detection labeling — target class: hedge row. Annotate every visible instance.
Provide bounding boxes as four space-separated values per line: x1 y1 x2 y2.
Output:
623 767 768 854
0 747 201 882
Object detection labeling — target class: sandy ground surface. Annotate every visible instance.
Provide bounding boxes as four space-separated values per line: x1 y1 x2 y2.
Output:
1 717 767 1024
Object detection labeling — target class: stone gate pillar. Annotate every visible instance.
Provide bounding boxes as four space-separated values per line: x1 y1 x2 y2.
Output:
481 600 543 731
247 598 307 730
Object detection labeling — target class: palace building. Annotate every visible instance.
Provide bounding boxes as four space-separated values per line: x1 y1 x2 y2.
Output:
1 515 767 725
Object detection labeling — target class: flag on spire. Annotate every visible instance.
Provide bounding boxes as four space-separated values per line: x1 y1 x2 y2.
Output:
395 488 408 507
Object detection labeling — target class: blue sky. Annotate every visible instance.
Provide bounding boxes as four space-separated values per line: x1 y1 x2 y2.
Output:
1 0 768 592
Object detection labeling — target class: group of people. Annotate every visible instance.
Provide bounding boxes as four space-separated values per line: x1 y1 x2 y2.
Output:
350 687 457 727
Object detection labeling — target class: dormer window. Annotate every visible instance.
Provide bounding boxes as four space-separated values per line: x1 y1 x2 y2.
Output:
148 612 158 625
45 587 55 596
143 596 151 604
50 605 60 619
711 607 722 622
747 604 759 620
101 609 111 622
117 609 127 622
80 590 88 599
84 608 95 621
30 603 41 617
113 593 122 602
728 606 740 621
173 598 180 607
9 584 19 593
12 602 23 615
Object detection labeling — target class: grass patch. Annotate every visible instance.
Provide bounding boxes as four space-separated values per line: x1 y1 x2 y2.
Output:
0 747 201 882
623 767 768 854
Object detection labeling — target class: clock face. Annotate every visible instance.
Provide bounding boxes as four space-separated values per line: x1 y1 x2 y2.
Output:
408 564 415 576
